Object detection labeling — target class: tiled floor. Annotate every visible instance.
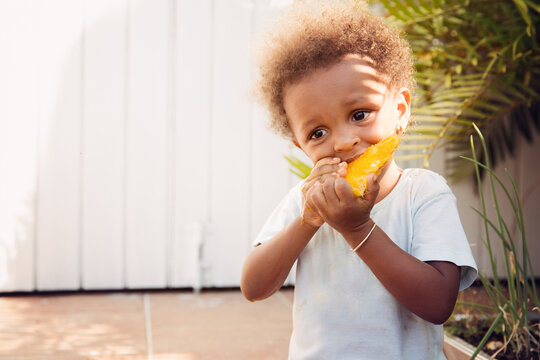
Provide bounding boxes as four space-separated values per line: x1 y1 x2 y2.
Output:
0 288 294 360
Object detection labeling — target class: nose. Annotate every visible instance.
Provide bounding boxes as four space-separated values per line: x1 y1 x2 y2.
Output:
333 131 360 152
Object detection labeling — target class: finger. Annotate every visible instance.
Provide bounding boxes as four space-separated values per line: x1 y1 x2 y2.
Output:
302 171 341 197
308 164 340 181
301 179 317 197
362 173 380 203
334 176 355 202
322 176 340 207
318 172 341 184
308 157 341 179
337 161 348 177
300 201 324 227
307 182 327 212
314 157 341 168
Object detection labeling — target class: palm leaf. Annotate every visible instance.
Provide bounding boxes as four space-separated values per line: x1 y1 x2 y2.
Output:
381 0 540 181
284 155 311 179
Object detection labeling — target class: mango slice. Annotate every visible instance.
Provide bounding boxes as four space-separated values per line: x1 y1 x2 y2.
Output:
345 134 401 197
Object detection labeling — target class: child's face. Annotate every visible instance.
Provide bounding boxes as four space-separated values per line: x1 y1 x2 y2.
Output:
284 54 410 165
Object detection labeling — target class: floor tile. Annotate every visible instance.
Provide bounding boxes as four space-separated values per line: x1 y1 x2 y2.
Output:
0 288 295 360
150 289 293 360
0 293 147 358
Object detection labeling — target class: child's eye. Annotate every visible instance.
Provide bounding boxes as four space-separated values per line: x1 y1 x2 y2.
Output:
310 128 327 140
352 110 370 122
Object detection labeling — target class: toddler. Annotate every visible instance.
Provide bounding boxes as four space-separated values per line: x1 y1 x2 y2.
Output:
241 2 477 359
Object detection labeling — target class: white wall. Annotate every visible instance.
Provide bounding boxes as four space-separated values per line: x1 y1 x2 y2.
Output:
0 0 538 292
464 130 540 280
0 0 298 292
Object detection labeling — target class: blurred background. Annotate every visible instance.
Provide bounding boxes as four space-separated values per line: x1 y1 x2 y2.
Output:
0 0 538 294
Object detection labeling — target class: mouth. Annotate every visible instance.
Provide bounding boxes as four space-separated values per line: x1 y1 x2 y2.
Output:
344 153 362 164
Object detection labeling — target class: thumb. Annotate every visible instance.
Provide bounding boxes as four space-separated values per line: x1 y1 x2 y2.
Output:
362 173 380 203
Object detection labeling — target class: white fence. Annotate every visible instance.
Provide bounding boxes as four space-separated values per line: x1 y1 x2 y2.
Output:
0 0 299 292
1 0 538 292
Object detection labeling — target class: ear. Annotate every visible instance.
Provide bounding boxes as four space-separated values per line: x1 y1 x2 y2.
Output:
290 138 314 164
394 88 411 134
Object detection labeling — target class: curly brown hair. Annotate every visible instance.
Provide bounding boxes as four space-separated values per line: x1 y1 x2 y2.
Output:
253 0 415 139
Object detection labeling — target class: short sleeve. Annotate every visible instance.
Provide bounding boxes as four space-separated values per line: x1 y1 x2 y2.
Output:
411 174 478 291
253 180 304 247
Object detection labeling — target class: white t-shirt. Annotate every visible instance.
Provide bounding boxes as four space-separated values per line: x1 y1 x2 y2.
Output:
254 168 478 360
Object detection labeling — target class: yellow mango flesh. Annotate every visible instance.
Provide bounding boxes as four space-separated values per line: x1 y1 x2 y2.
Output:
345 134 401 197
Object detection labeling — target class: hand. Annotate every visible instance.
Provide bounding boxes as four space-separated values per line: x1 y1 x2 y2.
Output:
301 157 347 227
304 173 379 237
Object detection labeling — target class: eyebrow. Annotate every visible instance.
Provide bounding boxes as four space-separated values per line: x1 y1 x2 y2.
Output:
299 118 320 134
341 94 384 107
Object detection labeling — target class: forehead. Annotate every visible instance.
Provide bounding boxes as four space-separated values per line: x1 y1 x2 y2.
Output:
283 54 390 117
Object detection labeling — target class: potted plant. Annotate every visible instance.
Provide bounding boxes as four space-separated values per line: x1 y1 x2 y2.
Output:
443 124 539 359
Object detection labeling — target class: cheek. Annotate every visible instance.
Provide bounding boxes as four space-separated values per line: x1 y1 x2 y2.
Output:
378 106 398 123
306 150 323 165
374 108 400 132
293 141 317 165
301 144 332 165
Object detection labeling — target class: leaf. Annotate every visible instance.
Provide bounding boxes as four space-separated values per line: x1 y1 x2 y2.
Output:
403 134 440 141
414 107 457 116
512 31 526 59
414 115 451 123
472 100 500 112
398 143 432 150
482 55 499 80
512 0 532 30
284 155 311 179
380 0 408 21
412 125 444 132
523 0 540 14
462 107 488 119
403 0 423 15
392 0 415 20
422 100 464 109
395 153 426 161
487 86 515 105
445 72 452 88
367 0 540 180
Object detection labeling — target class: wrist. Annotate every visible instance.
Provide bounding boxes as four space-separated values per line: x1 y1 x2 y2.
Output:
299 216 322 231
343 219 376 250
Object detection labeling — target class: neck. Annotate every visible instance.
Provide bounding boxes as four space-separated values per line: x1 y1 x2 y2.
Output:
375 160 402 203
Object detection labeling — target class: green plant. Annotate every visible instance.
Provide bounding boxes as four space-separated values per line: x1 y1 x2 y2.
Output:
378 0 540 181
461 124 539 359
284 155 311 179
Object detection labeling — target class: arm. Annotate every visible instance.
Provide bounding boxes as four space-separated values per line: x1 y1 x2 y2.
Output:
240 157 345 301
306 174 460 324
348 219 460 324
240 216 318 301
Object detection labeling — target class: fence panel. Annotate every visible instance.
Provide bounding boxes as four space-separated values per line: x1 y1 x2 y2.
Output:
35 0 83 291
81 0 127 289
206 0 255 286
124 0 169 289
171 0 213 288
0 0 39 292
